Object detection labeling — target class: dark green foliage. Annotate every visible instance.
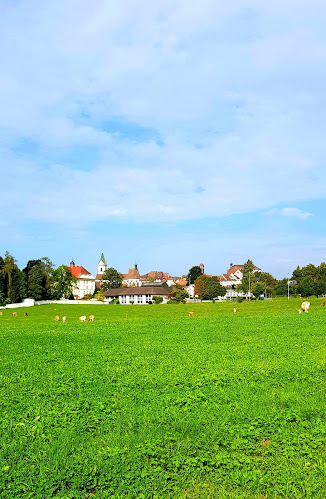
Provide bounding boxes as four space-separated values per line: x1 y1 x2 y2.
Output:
187 265 202 285
204 276 226 299
101 267 123 290
152 295 163 304
170 289 189 303
292 263 326 297
8 267 26 303
194 275 226 299
51 265 75 299
28 265 46 300
0 256 7 305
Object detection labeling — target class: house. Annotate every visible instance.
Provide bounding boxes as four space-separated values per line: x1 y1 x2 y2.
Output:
103 283 170 304
140 270 179 287
186 262 262 299
217 263 261 299
68 260 96 298
122 264 142 287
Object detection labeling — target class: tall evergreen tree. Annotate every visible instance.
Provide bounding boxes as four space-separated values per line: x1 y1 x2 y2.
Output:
28 265 45 300
187 266 202 285
8 267 26 304
0 256 7 305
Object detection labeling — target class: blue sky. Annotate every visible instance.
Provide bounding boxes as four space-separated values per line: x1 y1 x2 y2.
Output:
1 0 326 279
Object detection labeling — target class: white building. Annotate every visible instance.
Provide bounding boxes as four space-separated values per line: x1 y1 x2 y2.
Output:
68 260 96 299
103 284 170 304
217 264 261 299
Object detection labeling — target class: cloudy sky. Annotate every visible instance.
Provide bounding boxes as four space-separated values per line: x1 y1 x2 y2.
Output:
1 0 326 278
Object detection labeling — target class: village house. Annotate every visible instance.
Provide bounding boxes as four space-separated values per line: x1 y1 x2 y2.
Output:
186 263 261 299
217 263 261 299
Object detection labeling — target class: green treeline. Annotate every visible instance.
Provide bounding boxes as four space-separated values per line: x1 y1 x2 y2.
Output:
238 260 326 298
0 253 76 306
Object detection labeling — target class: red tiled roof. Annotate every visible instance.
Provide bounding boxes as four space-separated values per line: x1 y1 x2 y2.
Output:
68 265 91 278
124 268 140 279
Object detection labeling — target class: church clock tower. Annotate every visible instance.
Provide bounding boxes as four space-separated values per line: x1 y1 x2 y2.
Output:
98 252 107 275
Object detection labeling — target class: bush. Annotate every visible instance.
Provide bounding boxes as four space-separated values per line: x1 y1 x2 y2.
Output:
237 296 244 303
152 295 163 304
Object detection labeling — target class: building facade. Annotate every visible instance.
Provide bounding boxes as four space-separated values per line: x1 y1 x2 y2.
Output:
68 260 96 299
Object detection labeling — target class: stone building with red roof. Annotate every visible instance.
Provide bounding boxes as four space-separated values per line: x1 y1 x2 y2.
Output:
68 259 96 299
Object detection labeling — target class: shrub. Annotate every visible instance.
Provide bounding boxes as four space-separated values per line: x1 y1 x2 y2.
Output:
152 295 163 304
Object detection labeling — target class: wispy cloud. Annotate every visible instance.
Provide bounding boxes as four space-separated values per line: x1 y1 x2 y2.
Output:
280 207 313 219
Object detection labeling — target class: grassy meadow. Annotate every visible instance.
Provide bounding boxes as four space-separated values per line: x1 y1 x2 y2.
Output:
0 298 325 498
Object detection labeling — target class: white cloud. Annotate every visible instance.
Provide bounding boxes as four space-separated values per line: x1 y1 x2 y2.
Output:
280 207 313 219
0 0 326 228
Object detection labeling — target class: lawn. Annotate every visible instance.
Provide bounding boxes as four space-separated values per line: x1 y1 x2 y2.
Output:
0 298 325 498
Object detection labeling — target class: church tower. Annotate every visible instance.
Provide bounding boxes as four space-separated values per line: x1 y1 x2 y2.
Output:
97 252 107 275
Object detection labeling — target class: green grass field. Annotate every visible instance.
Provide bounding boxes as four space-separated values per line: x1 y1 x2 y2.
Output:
0 298 325 498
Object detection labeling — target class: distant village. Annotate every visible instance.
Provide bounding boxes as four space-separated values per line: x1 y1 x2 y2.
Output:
68 253 261 304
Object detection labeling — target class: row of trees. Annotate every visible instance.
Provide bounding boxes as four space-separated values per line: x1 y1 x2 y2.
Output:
0 253 77 305
240 260 326 298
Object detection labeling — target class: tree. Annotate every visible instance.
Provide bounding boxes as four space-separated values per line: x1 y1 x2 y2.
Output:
194 275 207 299
170 289 189 303
240 259 254 296
253 282 264 298
24 258 52 300
101 267 122 291
28 265 45 300
0 252 26 304
1 251 16 289
0 256 7 306
8 267 26 304
204 277 226 299
51 265 76 299
299 276 315 298
187 266 202 285
290 262 326 297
